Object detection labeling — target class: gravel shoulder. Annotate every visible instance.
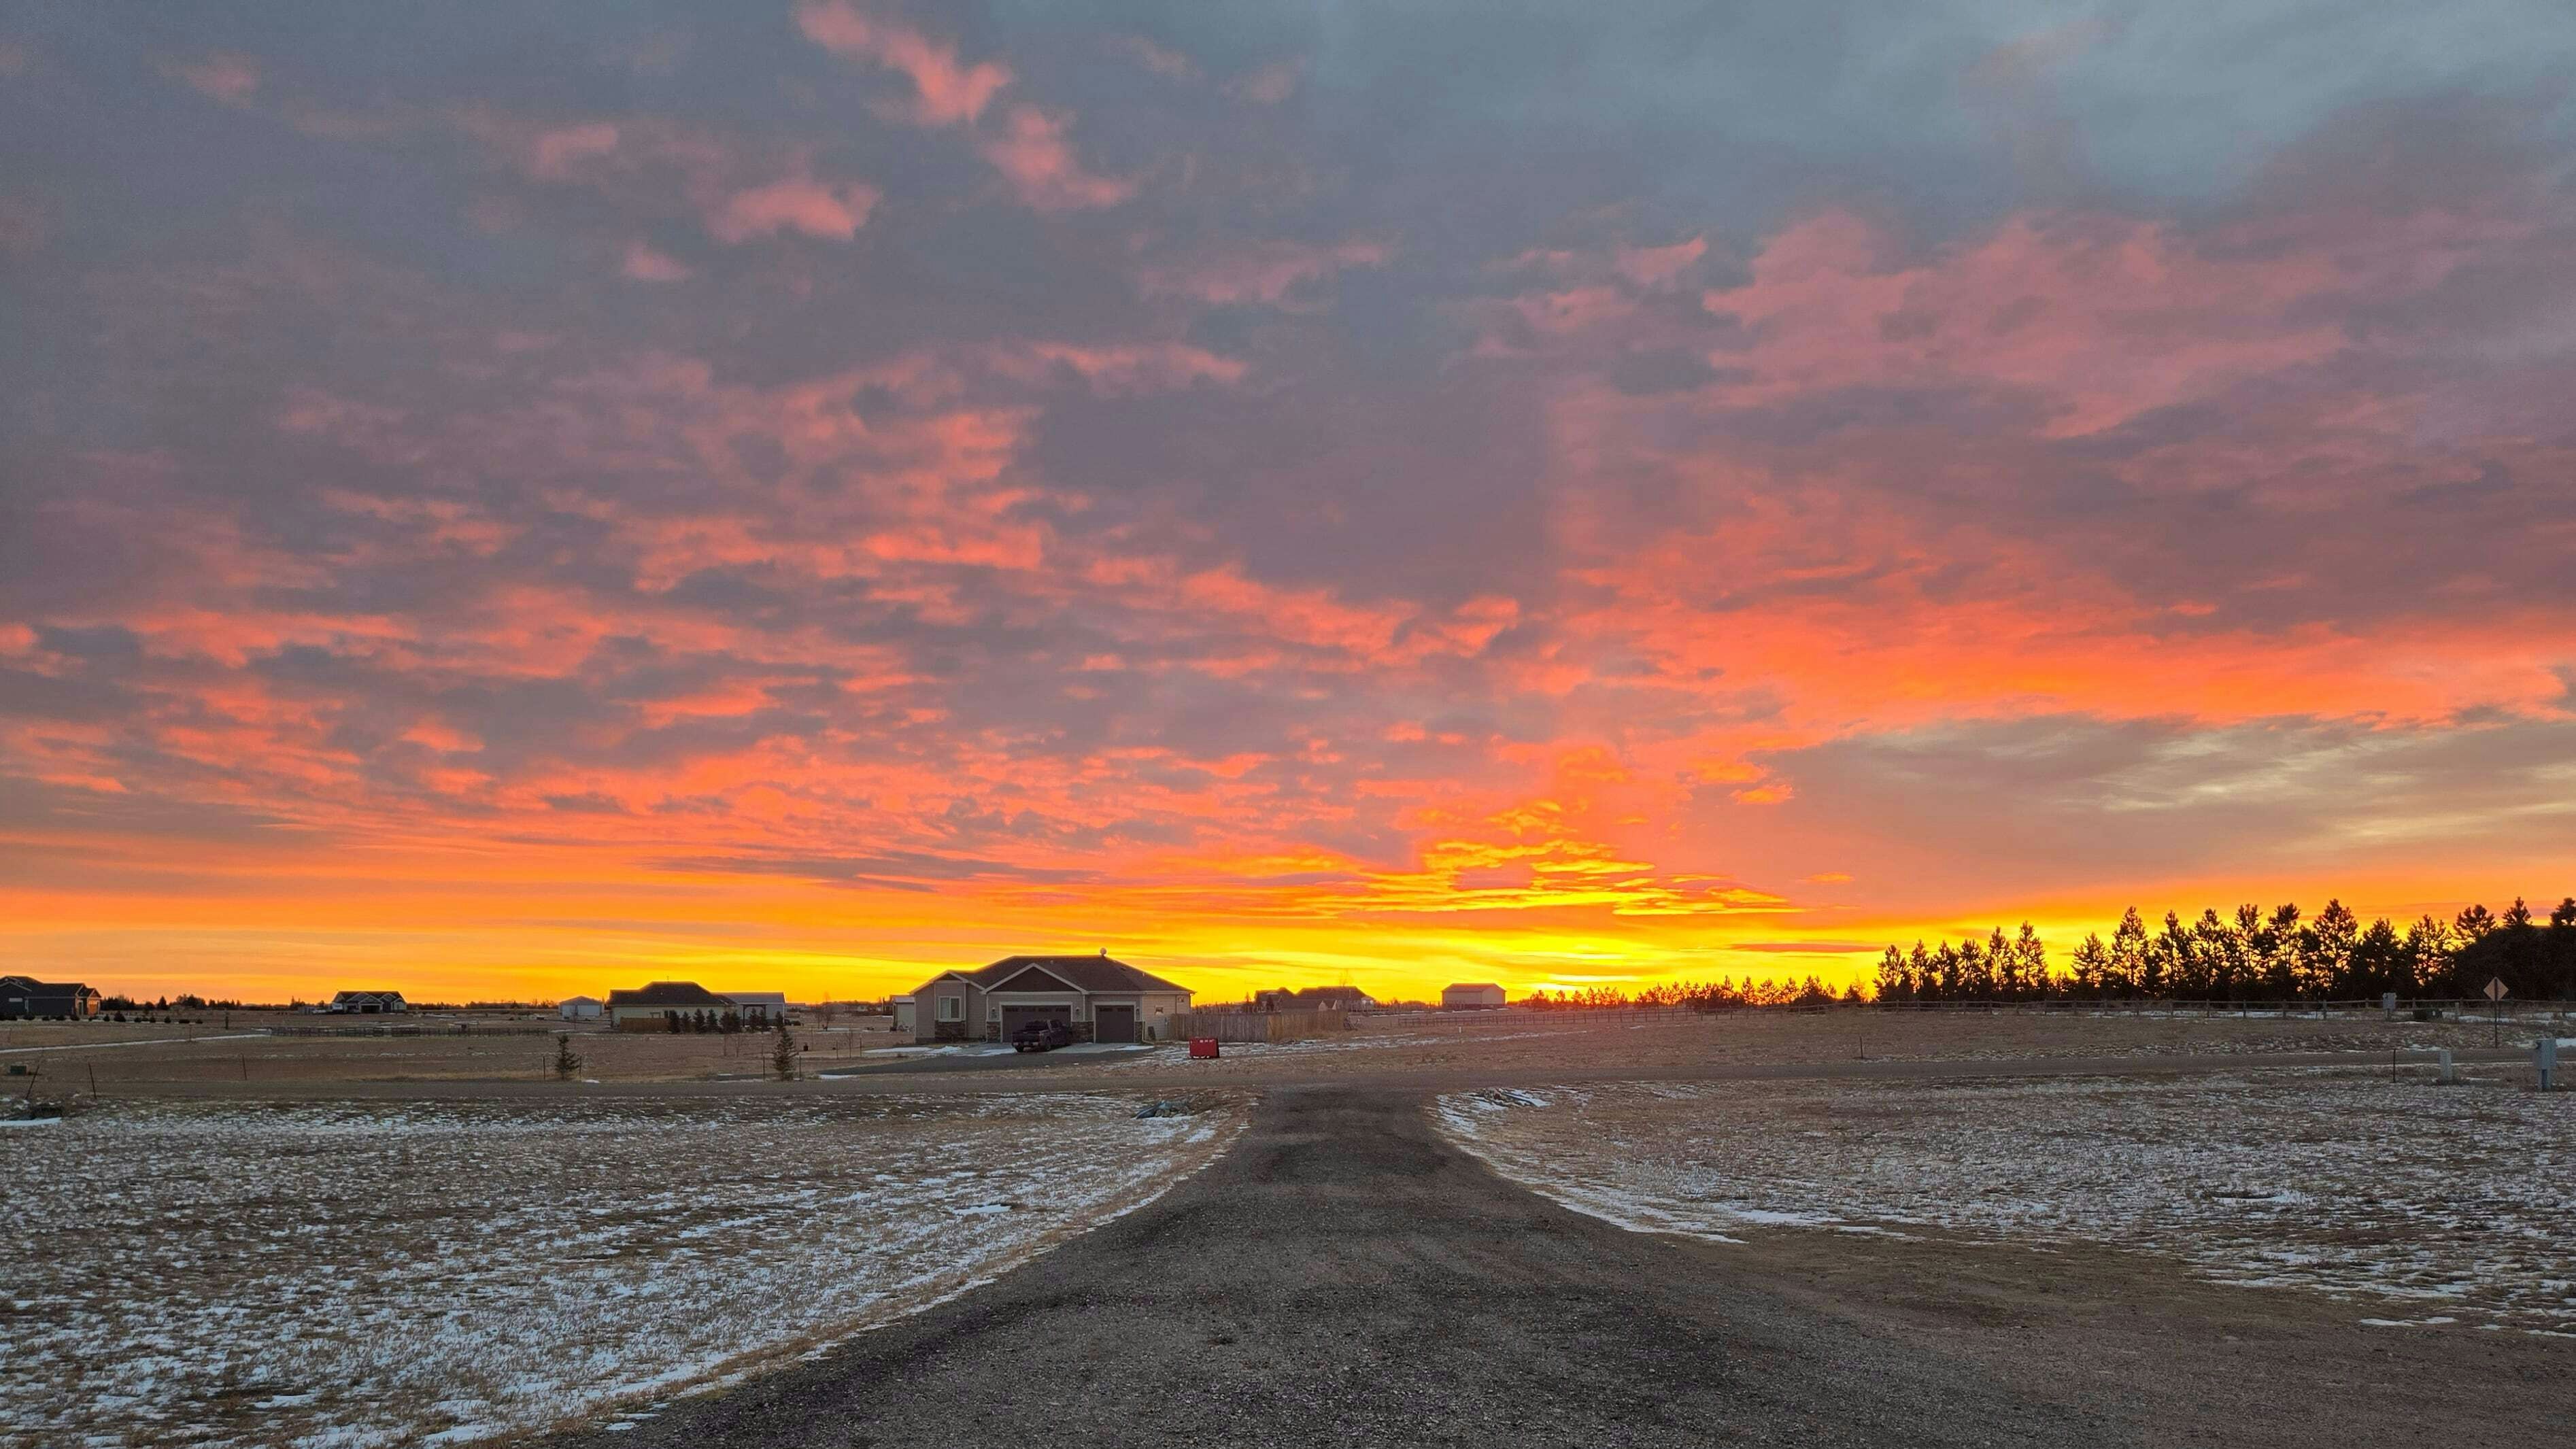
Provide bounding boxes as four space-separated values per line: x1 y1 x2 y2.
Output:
537 1087 2565 1449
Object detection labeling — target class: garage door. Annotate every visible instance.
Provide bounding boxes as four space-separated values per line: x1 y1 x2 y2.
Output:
1000 1004 1072 1040
1092 1004 1136 1044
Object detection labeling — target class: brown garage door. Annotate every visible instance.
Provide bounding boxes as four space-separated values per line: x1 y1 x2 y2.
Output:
1091 1004 1136 1044
1000 1004 1072 1040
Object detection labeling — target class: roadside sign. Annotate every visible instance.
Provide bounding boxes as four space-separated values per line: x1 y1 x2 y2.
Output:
2484 977 2508 1002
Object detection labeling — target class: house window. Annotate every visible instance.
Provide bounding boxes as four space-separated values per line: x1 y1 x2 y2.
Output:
936 997 962 1022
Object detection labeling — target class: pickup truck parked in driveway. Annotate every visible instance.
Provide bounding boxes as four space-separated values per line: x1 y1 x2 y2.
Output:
1012 1020 1075 1052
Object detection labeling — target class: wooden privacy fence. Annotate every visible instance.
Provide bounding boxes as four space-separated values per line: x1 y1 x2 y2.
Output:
1167 1010 1353 1044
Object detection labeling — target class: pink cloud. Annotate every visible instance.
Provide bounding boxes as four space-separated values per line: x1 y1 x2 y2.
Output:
977 105 1134 211
1228 60 1300 105
1108 36 1198 81
530 122 621 179
1140 239 1391 306
621 240 693 282
164 52 261 105
1000 342 1247 394
1701 209 2349 434
1614 235 1706 288
707 178 879 242
796 2 1012 126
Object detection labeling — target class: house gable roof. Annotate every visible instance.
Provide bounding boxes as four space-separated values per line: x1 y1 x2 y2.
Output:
968 954 1188 995
606 981 730 1008
984 963 1087 993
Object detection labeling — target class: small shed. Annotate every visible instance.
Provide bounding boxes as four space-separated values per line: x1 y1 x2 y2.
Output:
558 995 605 1021
725 991 789 1024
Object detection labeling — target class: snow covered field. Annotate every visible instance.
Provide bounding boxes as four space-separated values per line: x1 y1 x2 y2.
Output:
1436 1072 2576 1333
6 1093 1244 1447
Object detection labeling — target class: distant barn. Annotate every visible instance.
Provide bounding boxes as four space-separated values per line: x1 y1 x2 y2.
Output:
1442 983 1508 1010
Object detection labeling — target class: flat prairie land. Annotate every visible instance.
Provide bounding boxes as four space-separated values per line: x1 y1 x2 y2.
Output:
0 1012 921 1089
1435 1069 2576 1335
6 1005 2552 1097
3 1091 1246 1449
1035 1004 2549 1089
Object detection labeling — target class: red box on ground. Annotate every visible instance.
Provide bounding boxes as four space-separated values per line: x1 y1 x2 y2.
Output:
1188 1036 1220 1059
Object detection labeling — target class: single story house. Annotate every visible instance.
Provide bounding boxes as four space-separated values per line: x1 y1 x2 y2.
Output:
558 995 605 1021
1442 983 1508 1010
909 954 1191 1044
328 989 408 1015
606 981 734 1031
1 976 101 1020
1254 985 1376 1012
725 991 788 1023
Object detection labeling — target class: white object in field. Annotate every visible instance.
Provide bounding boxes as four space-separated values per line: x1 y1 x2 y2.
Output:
2537 1036 2558 1092
2484 977 2508 1002
2381 991 2397 1019
2437 1046 2454 1084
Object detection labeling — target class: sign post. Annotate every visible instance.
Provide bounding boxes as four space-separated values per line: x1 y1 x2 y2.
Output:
2537 1034 2558 1093
2484 977 2507 1048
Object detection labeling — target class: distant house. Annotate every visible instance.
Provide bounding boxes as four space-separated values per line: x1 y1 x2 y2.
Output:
0 976 101 1020
909 955 1191 1045
1253 985 1377 1013
327 989 407 1015
605 981 733 1031
1442 983 1508 1010
558 995 604 1021
724 991 789 1024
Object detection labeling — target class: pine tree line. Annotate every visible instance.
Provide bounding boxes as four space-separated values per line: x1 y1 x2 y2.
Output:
1876 896 2576 1004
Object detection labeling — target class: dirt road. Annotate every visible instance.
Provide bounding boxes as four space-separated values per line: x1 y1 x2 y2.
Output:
543 1087 2565 1448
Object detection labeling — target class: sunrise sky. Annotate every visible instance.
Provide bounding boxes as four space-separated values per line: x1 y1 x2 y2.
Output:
3 3 2572 1006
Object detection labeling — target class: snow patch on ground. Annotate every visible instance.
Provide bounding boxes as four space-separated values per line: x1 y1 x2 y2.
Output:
1433 1072 2576 1333
7 1093 1244 1447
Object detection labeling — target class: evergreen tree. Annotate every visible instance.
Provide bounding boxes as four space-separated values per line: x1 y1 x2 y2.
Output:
2502 897 2535 930
770 1017 798 1081
1875 946 1910 1003
1986 927 2016 1000
2107 907 2150 996
2258 904 2303 998
2069 934 2109 997
553 1034 583 1080
2456 903 2497 940
2352 917 2404 997
2403 915 2456 995
2303 899 2360 997
2014 923 2050 999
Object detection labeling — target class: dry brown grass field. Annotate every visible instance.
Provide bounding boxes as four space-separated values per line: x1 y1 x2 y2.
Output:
5 1005 2556 1097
